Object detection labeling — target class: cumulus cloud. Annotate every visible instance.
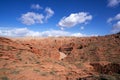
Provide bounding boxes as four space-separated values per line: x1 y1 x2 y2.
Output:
0 28 70 37
40 29 70 37
107 18 113 23
112 21 120 33
71 33 98 37
45 7 54 20
31 4 42 10
0 27 41 37
71 33 86 37
107 13 120 23
20 12 44 25
58 12 92 29
107 13 120 33
0 27 94 37
19 6 54 25
108 0 120 7
0 27 27 37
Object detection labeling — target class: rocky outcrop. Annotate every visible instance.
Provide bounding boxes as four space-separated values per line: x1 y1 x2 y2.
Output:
90 62 120 74
0 37 13 44
59 52 67 60
59 43 74 55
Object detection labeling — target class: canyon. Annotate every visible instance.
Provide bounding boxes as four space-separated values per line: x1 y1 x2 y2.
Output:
0 33 120 80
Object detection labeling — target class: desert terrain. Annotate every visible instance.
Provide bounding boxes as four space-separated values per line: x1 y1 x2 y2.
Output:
0 33 120 80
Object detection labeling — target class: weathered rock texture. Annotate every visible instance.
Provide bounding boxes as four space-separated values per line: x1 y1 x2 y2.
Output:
0 33 120 80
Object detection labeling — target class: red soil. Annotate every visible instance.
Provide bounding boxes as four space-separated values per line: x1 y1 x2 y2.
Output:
0 33 120 80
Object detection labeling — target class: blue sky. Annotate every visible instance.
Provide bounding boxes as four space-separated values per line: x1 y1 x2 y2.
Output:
0 0 120 37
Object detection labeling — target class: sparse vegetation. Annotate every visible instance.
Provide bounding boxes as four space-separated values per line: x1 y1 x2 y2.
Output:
1 76 9 80
0 45 4 50
40 72 48 76
77 44 83 49
0 68 11 72
33 69 40 72
50 69 56 75
6 46 14 51
10 70 20 74
0 33 120 80
75 62 83 68
99 74 117 80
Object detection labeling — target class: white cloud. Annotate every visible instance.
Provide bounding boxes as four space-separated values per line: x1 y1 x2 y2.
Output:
40 29 70 37
115 13 120 20
108 0 120 7
0 27 95 37
112 21 120 33
107 13 120 33
80 26 84 30
45 7 54 20
0 27 27 37
31 4 42 10
0 28 70 37
71 33 86 37
107 13 120 23
107 18 113 23
0 27 41 37
20 12 44 25
58 12 92 29
20 7 54 25
71 33 98 37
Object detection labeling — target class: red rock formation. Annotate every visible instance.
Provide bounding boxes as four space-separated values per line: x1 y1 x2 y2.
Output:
0 33 120 80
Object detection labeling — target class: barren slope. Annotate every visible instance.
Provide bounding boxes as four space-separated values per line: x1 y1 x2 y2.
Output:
0 33 120 80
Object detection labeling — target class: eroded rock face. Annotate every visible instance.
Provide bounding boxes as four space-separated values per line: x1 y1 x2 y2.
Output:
59 43 74 55
0 33 120 80
68 75 120 80
90 62 120 74
0 37 13 44
59 52 67 60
